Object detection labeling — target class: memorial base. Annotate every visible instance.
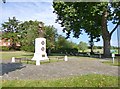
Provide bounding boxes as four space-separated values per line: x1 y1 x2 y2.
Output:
31 53 49 61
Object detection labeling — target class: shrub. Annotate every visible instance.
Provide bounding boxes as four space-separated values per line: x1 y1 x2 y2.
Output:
51 48 78 54
20 45 34 52
0 46 10 51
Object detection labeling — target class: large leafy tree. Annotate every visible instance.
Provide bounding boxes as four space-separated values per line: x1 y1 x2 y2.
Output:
1 17 21 49
53 2 120 57
44 25 58 54
19 20 40 52
55 35 77 49
78 41 88 52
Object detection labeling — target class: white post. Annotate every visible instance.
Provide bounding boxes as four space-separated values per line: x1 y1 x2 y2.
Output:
112 54 115 64
64 55 68 61
11 57 15 63
99 54 101 58
36 60 40 65
113 57 114 64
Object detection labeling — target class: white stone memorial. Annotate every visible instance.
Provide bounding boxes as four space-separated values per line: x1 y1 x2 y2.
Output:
31 38 49 65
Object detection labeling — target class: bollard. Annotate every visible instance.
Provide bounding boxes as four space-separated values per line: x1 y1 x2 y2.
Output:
112 54 115 64
99 54 101 58
64 55 68 61
36 60 40 65
11 57 15 63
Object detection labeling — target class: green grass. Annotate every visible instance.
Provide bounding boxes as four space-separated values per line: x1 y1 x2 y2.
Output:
0 80 2 89
1 51 65 60
102 60 120 66
1 51 33 60
102 56 120 66
21 59 64 65
1 51 64 65
2 74 119 87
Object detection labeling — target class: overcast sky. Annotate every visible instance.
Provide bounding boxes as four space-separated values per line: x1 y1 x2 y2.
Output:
1 0 119 46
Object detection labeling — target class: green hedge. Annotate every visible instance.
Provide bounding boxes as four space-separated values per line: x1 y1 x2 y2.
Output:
51 48 78 54
0 46 10 51
20 45 34 52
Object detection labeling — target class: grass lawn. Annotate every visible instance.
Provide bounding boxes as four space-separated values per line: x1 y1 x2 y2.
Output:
2 74 119 87
1 51 33 60
102 60 120 66
1 51 98 65
102 56 120 66
1 51 65 60
1 51 64 65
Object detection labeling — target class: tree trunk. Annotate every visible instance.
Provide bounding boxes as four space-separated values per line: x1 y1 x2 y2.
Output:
103 38 111 57
90 35 94 54
101 10 111 58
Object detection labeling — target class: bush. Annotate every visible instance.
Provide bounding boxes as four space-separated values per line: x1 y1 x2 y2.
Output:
51 48 78 54
97 46 103 49
78 41 88 52
0 46 10 51
20 45 34 52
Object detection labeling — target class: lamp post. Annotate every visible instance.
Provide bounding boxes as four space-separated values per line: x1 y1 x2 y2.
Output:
117 25 120 54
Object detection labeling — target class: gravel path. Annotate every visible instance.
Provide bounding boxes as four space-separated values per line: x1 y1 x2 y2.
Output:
1 57 119 80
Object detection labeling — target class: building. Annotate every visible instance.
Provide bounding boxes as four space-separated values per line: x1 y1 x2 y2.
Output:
0 32 20 47
0 38 11 47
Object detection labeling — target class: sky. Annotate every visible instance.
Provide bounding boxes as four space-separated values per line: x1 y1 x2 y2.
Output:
0 0 119 46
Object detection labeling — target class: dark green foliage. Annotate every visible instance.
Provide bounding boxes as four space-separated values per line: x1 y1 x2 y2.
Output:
19 20 41 52
1 17 78 52
44 25 58 54
0 46 10 51
53 2 120 57
20 45 34 52
78 41 88 52
52 48 78 54
1 17 21 50
54 35 78 52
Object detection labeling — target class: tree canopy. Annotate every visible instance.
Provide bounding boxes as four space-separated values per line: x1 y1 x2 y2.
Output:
1 17 78 53
78 41 88 52
1 17 21 49
19 20 40 51
44 25 58 54
53 1 120 57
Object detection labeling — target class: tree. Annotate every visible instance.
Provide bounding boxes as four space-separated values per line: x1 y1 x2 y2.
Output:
44 25 58 54
89 34 100 54
78 41 88 52
55 35 78 53
19 20 40 52
55 35 69 49
55 35 74 49
1 17 21 49
53 2 120 57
